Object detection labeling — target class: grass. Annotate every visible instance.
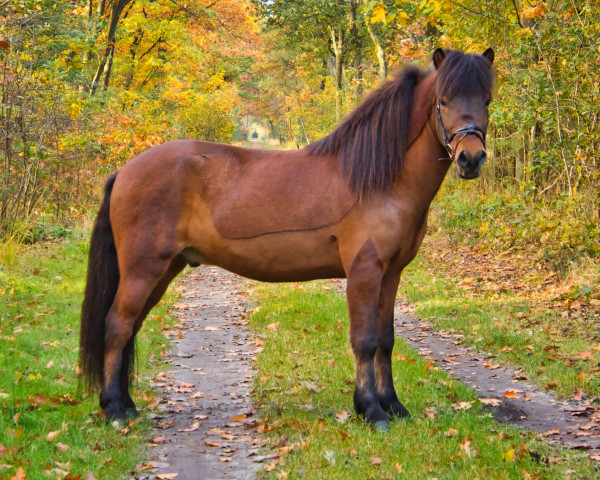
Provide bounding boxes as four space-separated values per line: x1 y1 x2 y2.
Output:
0 237 177 479
249 281 598 479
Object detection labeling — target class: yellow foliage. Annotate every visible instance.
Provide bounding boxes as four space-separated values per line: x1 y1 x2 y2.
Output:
522 1 547 19
370 5 387 24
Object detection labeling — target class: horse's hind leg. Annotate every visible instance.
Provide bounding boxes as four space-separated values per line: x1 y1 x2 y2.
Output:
375 273 410 418
119 255 187 417
100 254 178 421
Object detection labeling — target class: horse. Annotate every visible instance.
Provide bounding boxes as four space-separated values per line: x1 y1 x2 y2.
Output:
80 47 495 430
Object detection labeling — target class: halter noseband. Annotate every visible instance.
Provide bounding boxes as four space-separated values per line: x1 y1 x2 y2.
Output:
436 101 487 161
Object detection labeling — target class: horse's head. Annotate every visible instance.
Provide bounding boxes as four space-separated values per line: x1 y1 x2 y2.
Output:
433 48 495 179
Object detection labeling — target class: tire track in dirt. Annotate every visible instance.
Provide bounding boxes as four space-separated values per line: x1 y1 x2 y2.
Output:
394 299 600 460
143 267 264 480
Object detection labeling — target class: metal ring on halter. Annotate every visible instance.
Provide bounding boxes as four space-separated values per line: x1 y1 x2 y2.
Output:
436 101 487 161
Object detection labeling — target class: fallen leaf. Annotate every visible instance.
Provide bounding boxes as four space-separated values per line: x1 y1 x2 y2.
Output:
546 381 558 389
85 473 97 480
334 408 351 424
573 388 584 401
423 359 434 372
152 436 167 444
179 421 202 432
46 431 61 442
444 428 459 437
64 474 81 480
339 429 352 439
459 277 475 286
190 391 204 399
369 456 382 466
231 414 247 422
156 474 179 480
483 362 501 370
395 463 403 473
55 442 69 453
267 322 280 330
588 454 600 461
480 398 501 407
424 408 437 419
9 467 26 480
540 428 560 437
219 457 232 463
503 448 515 462
460 439 473 457
573 351 594 360
452 401 474 411
205 440 222 447
503 390 521 399
0 443 6 458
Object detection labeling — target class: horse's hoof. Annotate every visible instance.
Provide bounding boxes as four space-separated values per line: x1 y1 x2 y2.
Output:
109 417 128 429
374 420 390 432
388 400 411 419
124 407 139 419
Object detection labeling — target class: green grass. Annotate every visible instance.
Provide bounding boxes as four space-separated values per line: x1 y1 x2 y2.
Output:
249 281 598 479
0 238 176 479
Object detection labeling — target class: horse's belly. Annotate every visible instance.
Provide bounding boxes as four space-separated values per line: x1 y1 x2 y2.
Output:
185 227 345 282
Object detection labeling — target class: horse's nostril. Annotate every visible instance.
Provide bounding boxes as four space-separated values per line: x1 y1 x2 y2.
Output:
475 150 487 165
456 150 472 167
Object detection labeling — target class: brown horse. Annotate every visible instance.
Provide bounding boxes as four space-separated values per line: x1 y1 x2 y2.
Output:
80 47 495 429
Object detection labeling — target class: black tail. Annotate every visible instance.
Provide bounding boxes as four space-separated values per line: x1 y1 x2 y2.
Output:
79 173 120 389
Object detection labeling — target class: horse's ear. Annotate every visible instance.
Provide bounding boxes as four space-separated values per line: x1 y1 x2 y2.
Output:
482 48 495 64
433 48 446 69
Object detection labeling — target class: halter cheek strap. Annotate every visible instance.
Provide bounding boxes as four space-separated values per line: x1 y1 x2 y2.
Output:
436 101 487 161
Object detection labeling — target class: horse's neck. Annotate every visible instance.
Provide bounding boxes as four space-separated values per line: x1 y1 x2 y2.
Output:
394 111 451 208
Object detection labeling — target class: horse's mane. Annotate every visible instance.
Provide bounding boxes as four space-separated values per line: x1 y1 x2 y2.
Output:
307 50 494 199
306 65 426 199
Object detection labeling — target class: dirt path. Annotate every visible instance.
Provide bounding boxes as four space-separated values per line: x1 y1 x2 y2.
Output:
394 299 600 458
145 267 263 480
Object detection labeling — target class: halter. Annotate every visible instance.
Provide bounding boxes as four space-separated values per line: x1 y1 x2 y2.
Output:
436 101 487 161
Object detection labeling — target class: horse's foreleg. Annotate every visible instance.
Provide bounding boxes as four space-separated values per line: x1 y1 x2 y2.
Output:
346 239 389 427
375 273 410 418
100 259 173 421
119 256 187 417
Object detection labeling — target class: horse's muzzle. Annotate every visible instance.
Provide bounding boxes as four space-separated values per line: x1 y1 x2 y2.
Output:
456 149 487 179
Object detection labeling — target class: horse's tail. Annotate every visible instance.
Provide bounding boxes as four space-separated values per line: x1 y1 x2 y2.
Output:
79 173 120 389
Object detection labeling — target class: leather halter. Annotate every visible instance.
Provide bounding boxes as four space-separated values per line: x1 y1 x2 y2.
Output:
436 101 487 161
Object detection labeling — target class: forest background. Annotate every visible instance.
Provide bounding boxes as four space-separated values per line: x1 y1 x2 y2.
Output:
0 0 598 293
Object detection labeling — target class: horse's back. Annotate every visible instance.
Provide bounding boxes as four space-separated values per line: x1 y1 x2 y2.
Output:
113 139 357 240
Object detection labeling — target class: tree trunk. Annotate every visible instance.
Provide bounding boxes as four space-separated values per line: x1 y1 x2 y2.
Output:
365 20 386 81
349 0 363 96
329 26 343 120
90 0 134 95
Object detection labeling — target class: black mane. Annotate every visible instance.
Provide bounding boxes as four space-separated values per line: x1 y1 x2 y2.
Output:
307 50 494 199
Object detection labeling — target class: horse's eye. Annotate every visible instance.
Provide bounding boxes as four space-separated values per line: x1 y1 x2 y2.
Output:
440 99 447 107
